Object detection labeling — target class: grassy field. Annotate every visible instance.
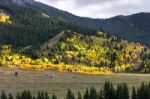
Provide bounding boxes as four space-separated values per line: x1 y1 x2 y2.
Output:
0 67 150 98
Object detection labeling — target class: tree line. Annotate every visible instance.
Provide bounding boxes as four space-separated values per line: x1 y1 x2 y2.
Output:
0 4 96 58
1 82 150 99
43 31 143 72
140 48 150 72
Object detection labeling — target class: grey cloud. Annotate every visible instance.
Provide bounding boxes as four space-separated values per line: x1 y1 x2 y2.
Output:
35 0 150 18
73 0 110 6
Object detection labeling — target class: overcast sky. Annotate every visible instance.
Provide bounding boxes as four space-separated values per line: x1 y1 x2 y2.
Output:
35 0 150 18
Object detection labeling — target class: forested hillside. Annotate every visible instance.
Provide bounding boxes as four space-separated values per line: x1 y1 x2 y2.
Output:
0 4 96 56
23 1 150 46
1 0 150 46
0 2 149 74
39 31 145 72
99 14 150 46
0 30 147 74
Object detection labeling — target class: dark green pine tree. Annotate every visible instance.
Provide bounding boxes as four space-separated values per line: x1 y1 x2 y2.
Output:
44 92 49 99
8 93 13 99
20 91 25 99
52 94 57 99
90 87 97 99
132 87 137 99
32 96 36 99
137 82 145 99
27 90 32 99
83 89 90 99
41 91 45 99
98 90 103 99
147 83 150 99
77 91 82 99
103 81 110 99
20 90 32 99
110 83 116 99
66 89 75 99
103 82 115 99
116 84 123 99
37 91 42 99
122 83 129 99
16 93 21 99
1 91 7 99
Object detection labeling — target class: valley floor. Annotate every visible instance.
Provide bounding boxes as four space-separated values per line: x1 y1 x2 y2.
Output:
0 67 150 98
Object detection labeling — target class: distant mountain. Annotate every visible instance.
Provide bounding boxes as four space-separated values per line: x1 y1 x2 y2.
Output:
0 3 95 53
20 0 150 46
1 0 149 46
99 13 150 46
0 1 149 73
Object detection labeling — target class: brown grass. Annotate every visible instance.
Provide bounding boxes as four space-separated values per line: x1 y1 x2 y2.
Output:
0 67 150 98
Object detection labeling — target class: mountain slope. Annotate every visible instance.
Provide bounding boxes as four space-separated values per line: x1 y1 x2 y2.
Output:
23 1 150 46
1 0 149 46
41 31 145 72
0 0 149 74
0 4 96 57
99 14 150 45
0 30 145 74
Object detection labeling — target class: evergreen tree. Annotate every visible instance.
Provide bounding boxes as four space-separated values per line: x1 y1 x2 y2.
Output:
83 89 89 99
32 96 36 99
16 93 21 99
40 91 45 99
98 90 103 99
116 84 123 99
37 91 42 99
122 83 129 99
52 94 57 99
27 90 32 99
1 91 7 99
103 82 115 99
137 82 145 99
77 91 82 99
90 87 97 99
132 87 137 99
8 94 13 99
66 89 75 99
45 92 49 99
110 83 116 99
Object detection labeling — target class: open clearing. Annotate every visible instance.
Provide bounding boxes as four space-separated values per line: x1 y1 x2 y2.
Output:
0 67 150 98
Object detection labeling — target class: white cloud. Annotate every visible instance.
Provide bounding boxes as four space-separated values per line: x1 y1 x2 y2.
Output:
35 0 150 18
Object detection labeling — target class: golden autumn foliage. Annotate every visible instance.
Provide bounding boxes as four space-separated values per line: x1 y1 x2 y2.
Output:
44 32 144 73
0 15 12 24
0 45 112 75
0 32 144 74
0 31 146 74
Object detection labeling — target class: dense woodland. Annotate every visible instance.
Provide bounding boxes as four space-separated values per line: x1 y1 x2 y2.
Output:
26 1 150 46
0 1 150 99
0 4 150 74
140 49 150 72
0 30 149 74
41 31 143 72
1 82 150 99
0 4 96 49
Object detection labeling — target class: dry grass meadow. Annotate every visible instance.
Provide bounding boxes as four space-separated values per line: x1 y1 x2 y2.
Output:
0 67 150 98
